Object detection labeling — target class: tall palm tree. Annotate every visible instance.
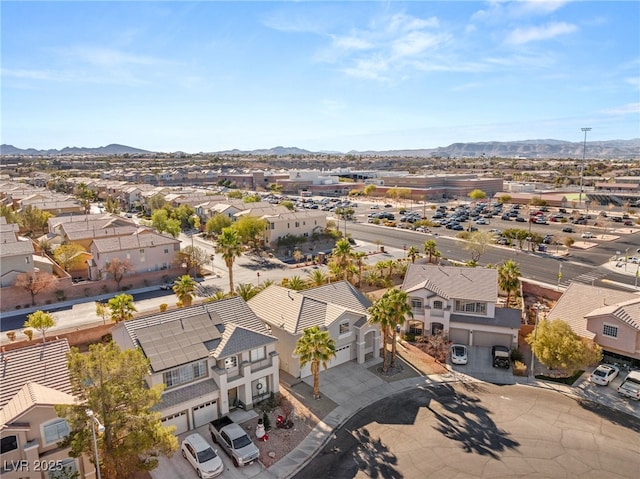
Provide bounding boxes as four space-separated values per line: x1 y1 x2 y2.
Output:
330 238 353 280
498 259 521 307
306 269 328 287
407 246 420 263
368 289 413 371
216 227 243 294
107 293 137 323
294 326 336 399
423 239 438 264
172 275 197 307
352 251 367 288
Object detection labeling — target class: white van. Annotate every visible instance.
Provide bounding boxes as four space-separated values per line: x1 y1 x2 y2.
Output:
617 370 640 400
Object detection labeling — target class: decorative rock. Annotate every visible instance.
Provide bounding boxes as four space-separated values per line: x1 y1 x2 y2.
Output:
268 451 276 458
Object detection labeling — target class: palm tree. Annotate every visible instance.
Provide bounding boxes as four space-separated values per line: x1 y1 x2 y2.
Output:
235 282 260 301
307 269 328 287
498 259 521 307
107 293 137 323
216 227 243 294
352 251 366 288
205 291 229 302
172 275 197 307
330 238 353 280
293 326 336 399
287 275 307 291
368 289 412 371
423 239 438 264
407 246 420 263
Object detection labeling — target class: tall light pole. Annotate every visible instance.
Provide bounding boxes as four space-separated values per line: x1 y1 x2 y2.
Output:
579 127 591 207
87 409 105 479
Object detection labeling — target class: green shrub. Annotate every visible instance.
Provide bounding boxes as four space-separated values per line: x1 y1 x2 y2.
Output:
511 348 523 362
402 333 416 342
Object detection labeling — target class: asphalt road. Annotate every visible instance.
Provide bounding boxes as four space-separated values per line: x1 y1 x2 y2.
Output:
294 383 640 479
342 220 639 290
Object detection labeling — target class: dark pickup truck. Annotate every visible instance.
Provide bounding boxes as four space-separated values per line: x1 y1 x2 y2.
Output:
209 416 260 467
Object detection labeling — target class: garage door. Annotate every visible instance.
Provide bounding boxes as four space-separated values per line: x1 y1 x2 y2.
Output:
449 328 469 345
192 401 217 428
473 331 512 348
300 344 353 378
162 411 188 435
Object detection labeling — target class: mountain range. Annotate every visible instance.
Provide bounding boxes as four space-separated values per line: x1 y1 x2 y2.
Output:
2 139 639 159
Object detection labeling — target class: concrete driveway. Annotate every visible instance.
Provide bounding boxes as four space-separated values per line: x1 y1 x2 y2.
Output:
150 424 267 479
450 346 515 385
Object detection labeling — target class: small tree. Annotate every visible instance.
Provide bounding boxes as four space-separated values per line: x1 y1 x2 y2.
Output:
105 258 134 290
468 189 487 202
204 213 232 237
527 319 602 376
15 271 57 306
53 243 87 272
172 275 197 307
107 293 137 323
95 301 109 324
498 259 520 308
293 250 304 265
23 310 56 343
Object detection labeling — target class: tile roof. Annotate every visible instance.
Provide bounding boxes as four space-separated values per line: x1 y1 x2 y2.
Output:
248 281 370 334
212 324 279 358
402 264 497 302
0 382 76 427
65 225 140 241
585 297 640 331
92 231 179 253
154 379 219 411
547 283 638 339
0 238 34 256
0 339 72 409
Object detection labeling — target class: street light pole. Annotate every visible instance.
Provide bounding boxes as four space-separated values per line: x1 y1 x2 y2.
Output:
579 127 591 207
87 409 105 479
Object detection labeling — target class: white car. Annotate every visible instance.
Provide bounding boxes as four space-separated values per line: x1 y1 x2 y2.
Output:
181 433 224 478
581 232 594 239
590 364 620 386
450 344 468 365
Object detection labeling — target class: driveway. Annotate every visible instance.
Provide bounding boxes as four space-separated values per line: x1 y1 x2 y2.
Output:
450 346 515 385
576 369 640 417
151 424 267 479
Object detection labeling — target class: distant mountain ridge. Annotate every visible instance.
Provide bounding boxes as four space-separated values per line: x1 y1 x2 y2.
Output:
2 139 638 159
0 143 151 156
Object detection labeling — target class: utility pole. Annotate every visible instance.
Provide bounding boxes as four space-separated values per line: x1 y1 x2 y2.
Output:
579 127 591 207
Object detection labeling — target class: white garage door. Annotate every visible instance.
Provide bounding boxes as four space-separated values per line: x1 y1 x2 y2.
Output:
162 411 188 435
299 344 354 378
473 331 512 348
192 401 218 428
449 328 469 345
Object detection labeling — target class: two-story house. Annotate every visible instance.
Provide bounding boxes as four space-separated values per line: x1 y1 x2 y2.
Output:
0 217 35 287
111 297 279 435
401 264 521 348
261 210 326 248
548 283 640 362
0 339 92 479
248 281 380 379
88 230 180 280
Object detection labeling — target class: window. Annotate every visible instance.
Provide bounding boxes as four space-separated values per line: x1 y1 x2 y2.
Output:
408 321 423 335
164 248 169 254
250 347 266 362
25 256 31 264
0 435 17 454
139 249 145 253
433 300 443 310
49 459 77 479
43 419 70 444
454 301 487 315
603 324 618 338
270 222 274 230
295 221 300 227
163 360 207 388
411 298 423 309
339 322 350 334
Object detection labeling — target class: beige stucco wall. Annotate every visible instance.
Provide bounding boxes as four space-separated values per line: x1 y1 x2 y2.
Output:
588 315 640 359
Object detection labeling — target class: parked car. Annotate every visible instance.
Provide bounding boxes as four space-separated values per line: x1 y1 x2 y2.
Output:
581 232 594 239
618 371 640 400
562 226 574 233
515 216 526 222
590 364 620 386
492 345 510 369
450 344 468 365
181 433 224 478
160 283 173 290
384 204 393 208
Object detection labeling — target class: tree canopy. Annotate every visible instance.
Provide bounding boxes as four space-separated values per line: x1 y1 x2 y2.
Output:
108 293 137 323
56 342 178 479
15 271 57 306
54 243 87 272
23 310 56 343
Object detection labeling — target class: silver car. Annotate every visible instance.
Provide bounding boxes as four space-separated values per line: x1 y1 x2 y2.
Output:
450 344 468 365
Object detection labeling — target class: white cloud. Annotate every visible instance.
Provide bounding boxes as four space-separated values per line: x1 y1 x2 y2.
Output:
331 35 373 51
386 13 439 33
602 102 640 116
391 31 445 58
505 21 577 44
473 0 569 22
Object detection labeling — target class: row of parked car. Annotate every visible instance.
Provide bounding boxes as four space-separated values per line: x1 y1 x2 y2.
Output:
449 344 511 369
590 364 640 400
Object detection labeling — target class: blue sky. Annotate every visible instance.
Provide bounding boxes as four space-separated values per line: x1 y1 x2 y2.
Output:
2 1 639 153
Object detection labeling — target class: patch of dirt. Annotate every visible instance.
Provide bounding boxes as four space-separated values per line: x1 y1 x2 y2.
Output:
397 341 449 375
242 387 322 468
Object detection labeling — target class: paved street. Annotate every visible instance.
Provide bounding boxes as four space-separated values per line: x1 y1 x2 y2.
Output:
294 381 640 479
